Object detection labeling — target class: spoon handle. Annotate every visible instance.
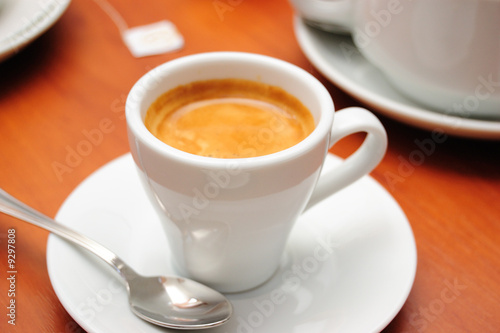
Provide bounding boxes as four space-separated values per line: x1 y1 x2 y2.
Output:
0 188 133 280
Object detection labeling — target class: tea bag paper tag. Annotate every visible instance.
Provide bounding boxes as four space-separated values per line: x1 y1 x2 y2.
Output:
122 20 184 57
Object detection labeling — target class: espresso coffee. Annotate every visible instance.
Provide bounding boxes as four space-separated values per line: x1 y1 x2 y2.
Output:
145 79 315 158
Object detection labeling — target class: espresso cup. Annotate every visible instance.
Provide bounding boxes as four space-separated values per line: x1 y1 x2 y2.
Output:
125 52 387 293
290 0 500 119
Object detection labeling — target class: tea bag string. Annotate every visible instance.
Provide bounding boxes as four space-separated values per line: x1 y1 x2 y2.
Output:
90 0 129 34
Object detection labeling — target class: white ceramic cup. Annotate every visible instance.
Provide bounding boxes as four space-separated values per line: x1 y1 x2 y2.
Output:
125 52 387 293
290 0 500 119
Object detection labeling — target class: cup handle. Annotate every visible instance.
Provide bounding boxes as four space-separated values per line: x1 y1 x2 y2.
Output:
304 107 387 211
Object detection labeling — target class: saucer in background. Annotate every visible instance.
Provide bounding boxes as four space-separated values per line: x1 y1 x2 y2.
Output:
0 0 71 62
294 17 500 140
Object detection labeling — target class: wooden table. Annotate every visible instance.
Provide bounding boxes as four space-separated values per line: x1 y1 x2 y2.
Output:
1 0 499 332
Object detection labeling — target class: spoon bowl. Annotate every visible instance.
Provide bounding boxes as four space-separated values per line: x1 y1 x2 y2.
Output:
128 275 232 329
0 188 232 330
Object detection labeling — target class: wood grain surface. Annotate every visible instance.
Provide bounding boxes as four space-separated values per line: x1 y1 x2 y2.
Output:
0 0 499 332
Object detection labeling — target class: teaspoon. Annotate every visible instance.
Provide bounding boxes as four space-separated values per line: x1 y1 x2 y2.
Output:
0 188 232 330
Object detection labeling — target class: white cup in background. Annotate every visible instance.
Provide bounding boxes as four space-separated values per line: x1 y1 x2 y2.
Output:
290 0 500 119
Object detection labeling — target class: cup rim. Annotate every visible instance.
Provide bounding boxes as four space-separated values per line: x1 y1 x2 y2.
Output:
125 52 334 168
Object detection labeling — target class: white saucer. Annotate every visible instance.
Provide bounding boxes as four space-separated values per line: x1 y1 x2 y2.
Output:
294 17 500 140
47 154 417 333
0 0 71 62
